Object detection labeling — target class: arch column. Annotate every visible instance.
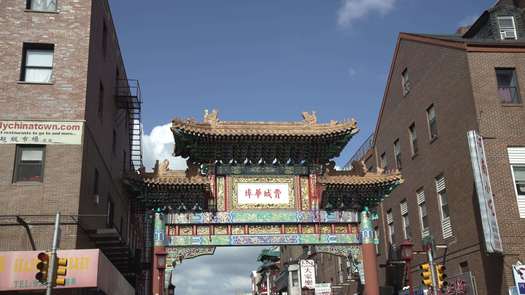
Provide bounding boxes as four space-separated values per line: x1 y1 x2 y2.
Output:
361 208 379 295
152 213 166 295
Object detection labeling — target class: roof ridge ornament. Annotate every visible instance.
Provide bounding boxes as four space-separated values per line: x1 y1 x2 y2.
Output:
301 111 317 125
203 109 219 125
153 159 170 177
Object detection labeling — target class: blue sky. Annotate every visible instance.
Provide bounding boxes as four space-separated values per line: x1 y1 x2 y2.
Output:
109 0 494 294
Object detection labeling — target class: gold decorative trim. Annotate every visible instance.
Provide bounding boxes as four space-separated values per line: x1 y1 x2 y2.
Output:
230 176 296 209
300 177 310 210
217 176 225 211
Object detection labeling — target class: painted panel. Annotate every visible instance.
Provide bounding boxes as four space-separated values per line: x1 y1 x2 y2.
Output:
167 234 359 246
165 210 359 225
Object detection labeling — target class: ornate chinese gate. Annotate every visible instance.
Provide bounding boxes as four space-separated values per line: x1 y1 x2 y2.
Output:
127 111 402 295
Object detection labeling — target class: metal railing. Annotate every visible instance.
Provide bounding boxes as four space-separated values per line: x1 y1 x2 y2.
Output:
344 133 374 170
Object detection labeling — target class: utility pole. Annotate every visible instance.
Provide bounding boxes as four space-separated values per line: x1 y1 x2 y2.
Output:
46 212 61 295
426 246 439 295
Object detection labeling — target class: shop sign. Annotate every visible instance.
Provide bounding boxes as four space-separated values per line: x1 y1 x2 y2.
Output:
0 249 98 291
315 283 331 295
0 120 83 145
513 264 525 295
300 259 316 289
467 130 503 253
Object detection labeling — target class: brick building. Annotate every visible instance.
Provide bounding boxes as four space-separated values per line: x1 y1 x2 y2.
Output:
349 0 525 294
0 0 144 293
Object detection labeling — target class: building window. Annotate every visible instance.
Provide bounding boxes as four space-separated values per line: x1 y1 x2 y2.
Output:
496 68 521 104
21 44 54 83
435 175 449 219
510 165 525 218
122 150 127 173
435 174 453 239
380 152 388 170
497 16 517 40
400 200 411 240
102 21 108 56
14 145 45 182
417 189 430 237
93 169 100 196
426 104 438 140
98 82 104 119
26 0 57 12
112 129 117 155
394 139 402 170
387 209 394 244
106 196 114 227
409 123 418 156
401 68 410 96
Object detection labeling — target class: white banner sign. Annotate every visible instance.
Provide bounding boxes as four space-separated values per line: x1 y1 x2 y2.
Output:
237 183 290 205
467 130 503 253
315 283 331 295
513 265 525 295
300 260 316 289
0 120 83 145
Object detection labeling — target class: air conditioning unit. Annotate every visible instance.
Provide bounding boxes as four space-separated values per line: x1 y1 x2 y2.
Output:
502 30 517 40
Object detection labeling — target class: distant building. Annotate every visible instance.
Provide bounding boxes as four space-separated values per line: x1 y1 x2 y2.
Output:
0 0 144 293
349 0 525 294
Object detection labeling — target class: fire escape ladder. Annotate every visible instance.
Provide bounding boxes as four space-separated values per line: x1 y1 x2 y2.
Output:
116 79 143 171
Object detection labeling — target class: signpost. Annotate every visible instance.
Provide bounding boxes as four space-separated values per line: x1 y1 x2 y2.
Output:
300 260 316 289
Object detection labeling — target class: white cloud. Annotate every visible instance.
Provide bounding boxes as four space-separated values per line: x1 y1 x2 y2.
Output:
173 247 267 295
337 0 396 27
142 123 187 171
348 67 357 78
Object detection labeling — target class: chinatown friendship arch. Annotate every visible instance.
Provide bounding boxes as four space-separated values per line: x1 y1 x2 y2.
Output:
126 110 402 295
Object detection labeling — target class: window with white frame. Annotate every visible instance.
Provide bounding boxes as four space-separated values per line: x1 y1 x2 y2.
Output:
394 139 402 170
21 44 54 83
401 68 410 96
436 175 450 219
508 147 525 218
400 200 411 240
435 175 453 239
498 16 518 40
387 209 394 244
14 145 45 182
417 189 430 237
26 0 57 12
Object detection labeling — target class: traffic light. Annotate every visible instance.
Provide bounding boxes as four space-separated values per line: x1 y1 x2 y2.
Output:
435 264 448 289
420 263 433 287
35 252 49 284
54 257 68 286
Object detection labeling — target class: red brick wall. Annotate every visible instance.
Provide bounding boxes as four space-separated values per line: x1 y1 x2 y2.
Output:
467 51 525 291
0 0 134 252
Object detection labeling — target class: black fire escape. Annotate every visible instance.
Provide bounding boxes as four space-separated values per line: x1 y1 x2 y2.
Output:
116 79 143 171
85 79 145 287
